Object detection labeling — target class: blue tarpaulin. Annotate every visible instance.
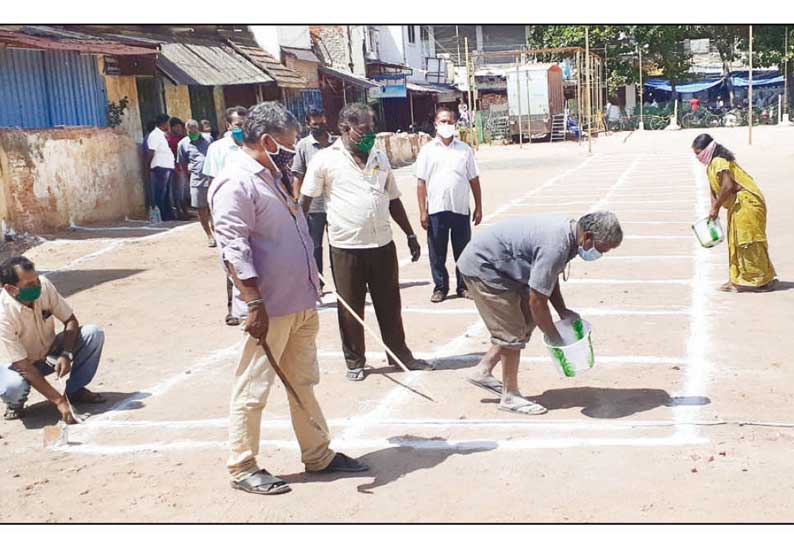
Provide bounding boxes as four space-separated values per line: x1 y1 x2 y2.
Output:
643 78 724 93
730 75 784 87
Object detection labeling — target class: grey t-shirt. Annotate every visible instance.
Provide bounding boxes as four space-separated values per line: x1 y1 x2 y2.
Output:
292 133 336 214
457 215 578 295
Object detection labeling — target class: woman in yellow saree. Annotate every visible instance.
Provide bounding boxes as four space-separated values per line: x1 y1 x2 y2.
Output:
691 134 777 292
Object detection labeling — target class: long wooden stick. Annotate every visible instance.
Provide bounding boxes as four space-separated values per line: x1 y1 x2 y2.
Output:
259 340 327 435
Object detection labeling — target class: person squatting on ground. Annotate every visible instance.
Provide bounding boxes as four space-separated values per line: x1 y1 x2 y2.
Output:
202 106 249 326
146 113 176 221
209 102 367 496
457 212 623 415
0 257 106 422
178 120 213 247
299 103 433 382
416 106 483 303
691 134 777 293
166 117 191 220
292 107 336 290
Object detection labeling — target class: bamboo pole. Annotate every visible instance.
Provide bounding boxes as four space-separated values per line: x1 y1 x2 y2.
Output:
516 61 523 148
465 37 473 146
638 46 645 130
526 69 532 144
585 26 592 153
576 50 582 140
749 25 753 145
783 27 788 121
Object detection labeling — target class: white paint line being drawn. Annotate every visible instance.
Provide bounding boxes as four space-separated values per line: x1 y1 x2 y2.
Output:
621 221 692 225
597 255 694 260
56 434 707 456
318 305 689 317
624 235 692 240
316 352 686 365
565 278 689 285
674 157 714 441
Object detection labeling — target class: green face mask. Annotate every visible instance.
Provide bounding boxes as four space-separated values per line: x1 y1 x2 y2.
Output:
188 132 201 142
351 128 376 155
16 285 41 303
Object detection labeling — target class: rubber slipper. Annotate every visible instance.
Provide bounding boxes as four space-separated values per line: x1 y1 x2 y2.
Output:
718 282 740 293
231 470 291 495
225 314 240 326
346 368 366 381
498 399 548 416
466 375 504 396
308 453 369 474
3 406 24 420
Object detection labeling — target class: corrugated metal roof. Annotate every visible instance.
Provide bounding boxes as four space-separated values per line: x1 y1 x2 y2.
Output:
224 35 306 89
319 65 376 88
0 47 107 129
157 39 274 86
0 25 157 56
282 46 319 63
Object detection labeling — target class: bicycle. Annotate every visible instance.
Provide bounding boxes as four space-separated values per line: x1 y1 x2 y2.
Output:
681 109 722 129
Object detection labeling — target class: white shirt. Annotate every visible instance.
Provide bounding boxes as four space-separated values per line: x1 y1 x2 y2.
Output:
0 276 73 364
202 132 240 178
415 137 479 215
147 127 175 170
302 138 401 249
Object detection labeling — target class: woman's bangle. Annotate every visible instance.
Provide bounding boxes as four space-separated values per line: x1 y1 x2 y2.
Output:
246 299 265 308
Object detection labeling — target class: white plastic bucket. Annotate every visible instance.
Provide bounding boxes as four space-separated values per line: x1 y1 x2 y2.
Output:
692 217 724 248
543 319 595 378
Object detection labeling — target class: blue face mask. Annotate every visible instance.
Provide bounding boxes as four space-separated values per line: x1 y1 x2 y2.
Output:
578 241 603 262
231 127 244 144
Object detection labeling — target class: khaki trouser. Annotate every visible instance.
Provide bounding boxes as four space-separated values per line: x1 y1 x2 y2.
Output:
227 309 335 482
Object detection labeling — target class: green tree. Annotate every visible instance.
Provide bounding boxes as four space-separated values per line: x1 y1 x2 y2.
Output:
633 25 694 98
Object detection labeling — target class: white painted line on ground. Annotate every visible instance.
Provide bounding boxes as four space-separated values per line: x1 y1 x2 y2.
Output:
675 157 714 442
624 235 692 240
597 255 694 260
56 434 707 456
318 306 689 317
622 221 692 225
316 352 686 365
565 278 690 285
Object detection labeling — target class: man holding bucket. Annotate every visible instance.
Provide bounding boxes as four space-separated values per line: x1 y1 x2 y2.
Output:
456 211 623 415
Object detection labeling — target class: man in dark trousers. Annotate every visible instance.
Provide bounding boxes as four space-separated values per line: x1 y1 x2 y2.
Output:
416 107 483 303
299 103 432 382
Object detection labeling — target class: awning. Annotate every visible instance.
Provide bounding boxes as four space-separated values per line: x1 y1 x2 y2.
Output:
157 40 274 86
0 25 157 56
282 46 319 63
319 65 377 88
643 78 724 94
731 74 784 87
224 35 305 89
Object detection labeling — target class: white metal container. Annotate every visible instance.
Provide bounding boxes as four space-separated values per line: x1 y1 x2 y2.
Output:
692 217 724 248
543 319 595 378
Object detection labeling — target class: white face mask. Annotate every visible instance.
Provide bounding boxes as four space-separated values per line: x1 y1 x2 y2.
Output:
436 123 457 139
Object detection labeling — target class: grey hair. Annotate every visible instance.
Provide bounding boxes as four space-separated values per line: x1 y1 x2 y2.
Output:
579 211 623 246
243 102 300 144
185 119 199 130
338 102 374 129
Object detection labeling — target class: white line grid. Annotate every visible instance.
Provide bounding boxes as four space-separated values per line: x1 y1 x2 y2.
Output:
53 151 712 455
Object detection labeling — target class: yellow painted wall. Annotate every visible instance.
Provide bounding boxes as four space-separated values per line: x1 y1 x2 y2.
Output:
98 57 143 142
163 80 192 121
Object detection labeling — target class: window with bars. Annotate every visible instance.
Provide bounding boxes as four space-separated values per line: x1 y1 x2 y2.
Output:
408 25 416 44
420 26 429 42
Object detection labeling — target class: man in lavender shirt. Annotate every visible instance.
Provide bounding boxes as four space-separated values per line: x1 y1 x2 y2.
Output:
209 102 367 496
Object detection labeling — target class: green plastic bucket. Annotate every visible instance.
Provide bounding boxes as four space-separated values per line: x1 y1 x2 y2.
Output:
543 319 595 378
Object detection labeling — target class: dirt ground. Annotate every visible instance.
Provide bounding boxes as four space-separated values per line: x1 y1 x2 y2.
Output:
1 126 793 523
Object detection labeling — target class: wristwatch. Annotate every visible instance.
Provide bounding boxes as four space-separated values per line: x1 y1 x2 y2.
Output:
407 234 417 240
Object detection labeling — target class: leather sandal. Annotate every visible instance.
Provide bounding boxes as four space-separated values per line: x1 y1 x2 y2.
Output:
230 470 291 495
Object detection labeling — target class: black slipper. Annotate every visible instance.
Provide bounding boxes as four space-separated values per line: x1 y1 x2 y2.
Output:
231 470 291 495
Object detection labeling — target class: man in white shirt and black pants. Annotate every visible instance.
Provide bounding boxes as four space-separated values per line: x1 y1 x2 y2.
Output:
300 103 432 382
416 107 483 303
146 113 177 221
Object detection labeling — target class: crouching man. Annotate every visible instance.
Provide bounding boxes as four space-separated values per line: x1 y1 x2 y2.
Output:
456 212 623 415
0 257 106 422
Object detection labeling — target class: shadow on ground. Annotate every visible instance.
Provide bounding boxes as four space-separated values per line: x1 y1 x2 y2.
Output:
44 269 145 298
281 436 496 494
19 391 150 430
37 220 192 241
480 387 710 419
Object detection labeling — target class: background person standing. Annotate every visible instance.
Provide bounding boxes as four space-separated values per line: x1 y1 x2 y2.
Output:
178 120 213 247
416 107 483 303
146 114 176 222
292 107 336 289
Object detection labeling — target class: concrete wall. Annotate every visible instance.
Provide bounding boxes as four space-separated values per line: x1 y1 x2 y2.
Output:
102 70 143 142
286 58 319 88
0 127 145 233
163 80 192 121
375 132 432 168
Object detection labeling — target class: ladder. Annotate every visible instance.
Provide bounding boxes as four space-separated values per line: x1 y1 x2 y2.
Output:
550 113 566 142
